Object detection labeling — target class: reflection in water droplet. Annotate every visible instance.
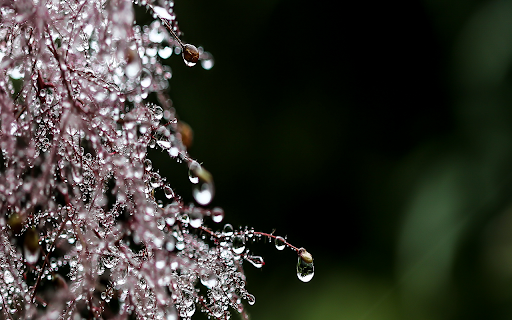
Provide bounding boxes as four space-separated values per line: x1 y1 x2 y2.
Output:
164 185 174 199
182 44 199 67
232 235 245 254
223 224 234 237
296 256 314 282
275 236 285 250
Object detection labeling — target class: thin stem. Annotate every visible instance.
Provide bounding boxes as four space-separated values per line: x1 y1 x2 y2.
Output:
146 4 185 48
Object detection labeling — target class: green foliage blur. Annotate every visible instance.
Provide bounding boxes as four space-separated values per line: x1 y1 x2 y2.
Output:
151 0 512 319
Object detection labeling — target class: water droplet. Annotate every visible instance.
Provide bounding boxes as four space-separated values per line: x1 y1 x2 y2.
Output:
157 140 171 149
211 207 224 223
201 57 214 70
3 270 14 284
189 210 203 228
223 224 234 237
200 273 219 289
140 70 152 88
296 250 314 282
188 161 200 184
144 159 152 171
232 235 245 254
182 44 199 67
245 255 264 269
164 185 174 199
275 236 285 251
153 6 174 21
246 293 256 306
158 46 173 59
193 178 214 206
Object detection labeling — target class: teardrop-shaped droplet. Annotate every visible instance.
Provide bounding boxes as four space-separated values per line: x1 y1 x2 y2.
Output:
275 236 285 251
211 207 224 223
193 179 214 206
189 210 203 228
188 161 200 184
223 224 234 237
182 44 199 67
245 255 264 269
164 185 174 199
232 235 246 254
246 293 256 306
296 255 314 282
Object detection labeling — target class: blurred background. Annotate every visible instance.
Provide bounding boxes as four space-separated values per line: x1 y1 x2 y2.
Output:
146 0 512 319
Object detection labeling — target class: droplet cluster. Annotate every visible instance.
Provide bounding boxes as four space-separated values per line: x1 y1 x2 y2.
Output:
0 1 309 319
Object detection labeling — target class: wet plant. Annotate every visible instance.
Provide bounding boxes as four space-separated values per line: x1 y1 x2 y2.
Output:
0 1 313 319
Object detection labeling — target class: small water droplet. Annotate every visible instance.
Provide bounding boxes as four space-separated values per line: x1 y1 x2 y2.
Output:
189 210 203 228
188 161 200 184
164 185 174 199
3 270 14 284
152 6 174 21
223 224 234 237
245 255 264 269
157 140 171 149
211 207 224 223
232 235 245 254
275 236 285 251
246 293 256 306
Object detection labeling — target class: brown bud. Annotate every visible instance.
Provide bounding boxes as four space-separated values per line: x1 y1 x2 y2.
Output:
298 248 313 264
182 44 199 64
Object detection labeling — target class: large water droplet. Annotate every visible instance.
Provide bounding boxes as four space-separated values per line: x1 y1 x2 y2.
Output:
296 253 314 282
182 44 199 67
275 236 285 251
232 235 245 254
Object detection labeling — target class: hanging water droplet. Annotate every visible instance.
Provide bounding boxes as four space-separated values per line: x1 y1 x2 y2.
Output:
158 46 173 59
23 228 40 264
188 161 200 184
211 207 224 223
275 236 285 251
144 159 152 171
164 185 174 199
189 163 214 205
189 210 203 228
246 293 256 306
223 224 234 237
232 235 245 254
296 248 314 282
140 70 152 88
182 44 199 67
245 255 264 269
200 273 219 289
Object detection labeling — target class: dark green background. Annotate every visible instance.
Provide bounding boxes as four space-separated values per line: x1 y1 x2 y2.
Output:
147 0 512 319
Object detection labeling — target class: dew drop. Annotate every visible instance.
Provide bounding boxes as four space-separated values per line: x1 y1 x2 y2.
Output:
193 179 214 206
152 6 174 21
201 57 214 70
246 293 256 306
222 224 234 237
275 236 285 251
157 140 171 149
158 46 173 59
164 185 174 199
211 207 224 223
189 210 203 228
232 235 245 254
296 250 314 282
245 255 264 269
188 161 200 184
182 44 199 67
3 270 14 284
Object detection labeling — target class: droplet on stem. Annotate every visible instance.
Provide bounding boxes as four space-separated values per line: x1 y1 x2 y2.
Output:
182 44 199 67
296 248 314 282
275 236 285 250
